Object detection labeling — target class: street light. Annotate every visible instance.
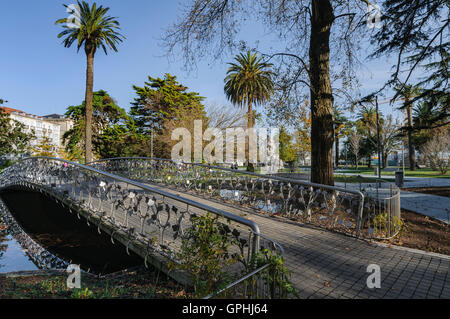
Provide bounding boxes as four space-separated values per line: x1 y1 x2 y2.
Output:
376 96 382 182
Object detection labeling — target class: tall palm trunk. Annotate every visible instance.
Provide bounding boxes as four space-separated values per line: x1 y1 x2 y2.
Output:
84 50 95 163
309 0 334 186
247 100 253 128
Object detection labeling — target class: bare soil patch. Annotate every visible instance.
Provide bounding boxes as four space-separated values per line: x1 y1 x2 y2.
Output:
402 187 450 198
381 209 450 256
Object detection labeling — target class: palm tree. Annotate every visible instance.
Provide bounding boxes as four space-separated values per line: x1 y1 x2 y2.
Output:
357 105 377 135
224 51 274 170
357 105 378 168
413 102 438 129
56 1 125 163
224 51 274 129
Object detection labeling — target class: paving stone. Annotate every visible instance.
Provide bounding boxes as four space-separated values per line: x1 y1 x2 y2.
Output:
142 182 450 299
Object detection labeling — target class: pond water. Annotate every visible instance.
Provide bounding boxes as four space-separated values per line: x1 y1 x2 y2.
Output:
0 191 144 275
0 231 38 273
219 189 282 213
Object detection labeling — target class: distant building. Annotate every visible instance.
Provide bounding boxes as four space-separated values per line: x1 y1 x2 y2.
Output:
1 107 73 152
42 113 74 147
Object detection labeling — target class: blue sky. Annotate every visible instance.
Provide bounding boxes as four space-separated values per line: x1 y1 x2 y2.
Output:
0 0 405 122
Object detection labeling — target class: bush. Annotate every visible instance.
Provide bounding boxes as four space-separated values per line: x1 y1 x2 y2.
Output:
172 213 239 297
172 212 297 298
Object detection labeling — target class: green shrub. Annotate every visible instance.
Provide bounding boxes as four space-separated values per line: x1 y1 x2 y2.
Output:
373 212 403 238
172 213 238 297
172 212 297 298
71 287 94 299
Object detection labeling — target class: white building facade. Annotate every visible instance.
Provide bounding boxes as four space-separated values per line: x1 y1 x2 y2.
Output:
1 107 73 153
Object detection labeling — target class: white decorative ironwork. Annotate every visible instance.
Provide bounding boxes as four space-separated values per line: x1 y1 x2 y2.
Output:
89 157 369 238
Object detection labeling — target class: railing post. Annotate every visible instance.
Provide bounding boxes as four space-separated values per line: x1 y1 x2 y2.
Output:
252 232 260 256
356 193 365 238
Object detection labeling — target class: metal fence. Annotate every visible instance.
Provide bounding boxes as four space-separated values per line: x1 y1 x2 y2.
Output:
357 181 402 239
89 157 367 238
0 157 289 297
203 234 289 299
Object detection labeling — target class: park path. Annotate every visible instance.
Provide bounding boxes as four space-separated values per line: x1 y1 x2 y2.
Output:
335 171 450 188
334 180 450 225
398 191 450 224
146 182 450 299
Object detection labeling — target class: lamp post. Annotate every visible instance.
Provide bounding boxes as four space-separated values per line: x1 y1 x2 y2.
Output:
376 96 382 182
150 128 154 158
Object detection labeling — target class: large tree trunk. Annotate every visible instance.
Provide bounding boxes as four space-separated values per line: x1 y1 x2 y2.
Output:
383 150 388 168
406 105 416 171
309 0 334 185
84 51 95 163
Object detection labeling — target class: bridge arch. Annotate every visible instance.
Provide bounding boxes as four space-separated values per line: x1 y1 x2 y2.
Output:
0 157 269 287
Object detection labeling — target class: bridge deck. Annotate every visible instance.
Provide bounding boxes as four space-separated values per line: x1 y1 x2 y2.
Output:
146 182 450 299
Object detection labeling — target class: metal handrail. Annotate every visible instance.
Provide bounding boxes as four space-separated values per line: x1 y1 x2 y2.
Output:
1 157 288 297
203 233 285 299
2 157 261 238
88 157 366 236
359 181 402 240
89 157 365 197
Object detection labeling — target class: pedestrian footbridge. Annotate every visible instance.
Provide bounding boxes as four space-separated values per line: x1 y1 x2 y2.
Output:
0 157 412 298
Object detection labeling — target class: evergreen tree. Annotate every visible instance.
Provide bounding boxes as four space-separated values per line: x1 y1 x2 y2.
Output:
130 74 208 159
369 0 449 129
31 136 57 157
63 90 130 161
0 108 35 157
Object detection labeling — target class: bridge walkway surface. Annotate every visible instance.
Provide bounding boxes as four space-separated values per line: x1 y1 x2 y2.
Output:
145 182 450 299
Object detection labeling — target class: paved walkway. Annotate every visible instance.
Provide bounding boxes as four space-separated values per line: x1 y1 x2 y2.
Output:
334 181 450 225
398 191 450 225
335 171 450 188
147 182 450 299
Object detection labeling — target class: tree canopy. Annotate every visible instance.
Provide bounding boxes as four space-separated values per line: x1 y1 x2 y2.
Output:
0 108 35 157
369 0 449 128
279 127 296 164
224 50 274 128
63 90 131 161
130 74 208 159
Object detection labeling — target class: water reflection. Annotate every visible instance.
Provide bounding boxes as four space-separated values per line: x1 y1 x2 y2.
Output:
0 191 144 275
0 224 38 273
219 189 281 213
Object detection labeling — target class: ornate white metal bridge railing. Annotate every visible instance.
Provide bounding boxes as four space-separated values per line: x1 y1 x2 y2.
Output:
89 157 372 238
0 157 287 297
